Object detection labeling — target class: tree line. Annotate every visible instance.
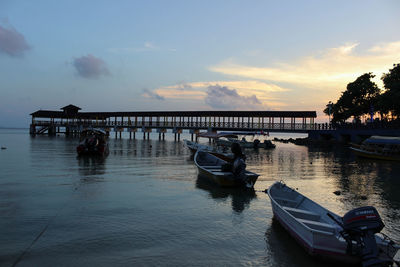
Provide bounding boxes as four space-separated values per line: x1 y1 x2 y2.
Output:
324 63 400 124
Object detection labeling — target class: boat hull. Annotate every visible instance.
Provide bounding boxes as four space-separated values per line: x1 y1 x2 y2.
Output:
350 147 400 161
77 144 109 157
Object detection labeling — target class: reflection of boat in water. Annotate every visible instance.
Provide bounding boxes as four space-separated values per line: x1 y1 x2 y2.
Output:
194 150 259 188
77 128 109 156
350 136 400 161
267 181 400 266
77 154 106 177
195 176 256 212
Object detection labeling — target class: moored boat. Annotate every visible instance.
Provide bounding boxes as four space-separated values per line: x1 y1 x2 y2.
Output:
76 128 109 156
184 139 233 161
217 136 275 149
267 181 400 266
194 150 259 188
350 136 400 161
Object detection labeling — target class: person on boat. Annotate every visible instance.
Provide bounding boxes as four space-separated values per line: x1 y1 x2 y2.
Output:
231 143 249 185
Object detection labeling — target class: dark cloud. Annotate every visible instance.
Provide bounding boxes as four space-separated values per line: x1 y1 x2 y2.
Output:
205 84 264 110
73 54 110 79
0 23 31 57
142 88 165 101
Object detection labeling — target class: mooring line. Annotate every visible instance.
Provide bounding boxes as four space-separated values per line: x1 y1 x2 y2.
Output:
11 184 80 267
11 220 51 267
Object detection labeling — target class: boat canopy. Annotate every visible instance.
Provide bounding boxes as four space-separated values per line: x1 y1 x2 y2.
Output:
364 136 400 145
197 132 238 139
197 131 267 139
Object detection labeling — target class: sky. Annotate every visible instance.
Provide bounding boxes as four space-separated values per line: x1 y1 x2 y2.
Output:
1 0 399 127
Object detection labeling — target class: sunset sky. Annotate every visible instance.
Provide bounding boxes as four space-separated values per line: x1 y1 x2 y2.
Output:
1 0 399 127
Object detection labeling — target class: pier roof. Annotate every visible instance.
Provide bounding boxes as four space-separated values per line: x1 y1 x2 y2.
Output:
31 110 316 119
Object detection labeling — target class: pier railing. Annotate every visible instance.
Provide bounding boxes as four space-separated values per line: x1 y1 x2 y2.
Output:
32 120 333 132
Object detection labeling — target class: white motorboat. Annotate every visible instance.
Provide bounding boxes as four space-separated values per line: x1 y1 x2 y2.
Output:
267 181 400 266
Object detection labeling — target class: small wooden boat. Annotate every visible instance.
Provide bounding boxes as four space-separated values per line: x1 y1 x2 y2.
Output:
194 150 259 188
350 136 400 161
267 181 400 266
76 128 109 157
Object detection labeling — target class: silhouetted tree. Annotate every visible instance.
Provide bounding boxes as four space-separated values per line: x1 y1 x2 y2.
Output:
325 73 380 123
380 63 400 117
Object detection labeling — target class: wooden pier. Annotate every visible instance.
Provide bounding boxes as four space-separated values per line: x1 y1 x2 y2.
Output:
30 105 319 140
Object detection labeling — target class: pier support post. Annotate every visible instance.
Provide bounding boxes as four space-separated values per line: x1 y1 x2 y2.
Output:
143 132 146 140
162 133 165 140
29 124 36 135
191 133 194 141
178 133 180 141
174 133 177 141
147 132 150 139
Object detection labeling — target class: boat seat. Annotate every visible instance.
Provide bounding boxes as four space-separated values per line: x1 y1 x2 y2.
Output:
274 197 298 208
283 207 320 221
298 218 336 234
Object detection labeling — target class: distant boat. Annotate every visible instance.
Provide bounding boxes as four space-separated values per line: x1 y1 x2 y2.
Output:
194 150 259 188
217 136 276 149
183 139 233 161
1 147 6 150
350 136 400 161
76 128 109 157
197 131 274 149
267 181 400 266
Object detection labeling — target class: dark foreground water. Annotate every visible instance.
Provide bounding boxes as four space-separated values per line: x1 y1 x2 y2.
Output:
1 129 399 267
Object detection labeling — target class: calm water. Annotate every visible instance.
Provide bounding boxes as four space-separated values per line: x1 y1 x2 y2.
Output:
1 129 399 267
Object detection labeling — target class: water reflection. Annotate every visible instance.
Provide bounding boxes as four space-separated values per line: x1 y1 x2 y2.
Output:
195 176 256 213
77 155 106 177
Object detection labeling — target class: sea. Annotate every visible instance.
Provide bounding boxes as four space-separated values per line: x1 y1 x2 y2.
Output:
0 128 399 267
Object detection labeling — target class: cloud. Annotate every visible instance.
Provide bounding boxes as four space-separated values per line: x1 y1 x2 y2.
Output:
205 84 266 110
209 41 400 90
72 54 110 79
155 80 287 99
142 88 165 101
0 23 31 57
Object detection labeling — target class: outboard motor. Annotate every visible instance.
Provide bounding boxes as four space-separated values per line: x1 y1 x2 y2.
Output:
341 206 390 267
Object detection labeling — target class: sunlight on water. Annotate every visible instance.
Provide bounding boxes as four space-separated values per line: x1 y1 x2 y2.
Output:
0 129 399 266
